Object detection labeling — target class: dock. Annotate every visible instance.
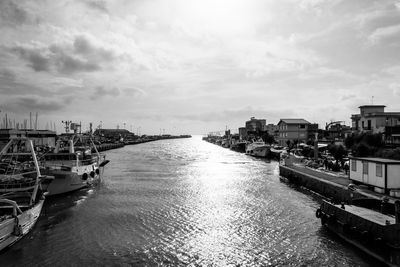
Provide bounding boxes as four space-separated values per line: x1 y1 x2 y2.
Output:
279 156 397 203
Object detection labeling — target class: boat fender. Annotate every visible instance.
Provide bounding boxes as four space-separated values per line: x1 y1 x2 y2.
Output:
95 168 100 175
13 217 23 236
315 208 322 218
82 173 88 180
90 171 95 178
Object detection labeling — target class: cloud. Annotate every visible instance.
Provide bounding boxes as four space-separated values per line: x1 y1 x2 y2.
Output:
55 53 100 74
173 106 296 123
84 0 108 13
340 93 357 101
0 0 40 27
383 65 400 76
231 38 323 77
368 23 400 44
73 35 115 61
123 87 146 98
0 68 51 96
3 95 73 114
9 35 117 74
390 83 400 96
11 44 51 72
0 68 16 83
93 86 120 99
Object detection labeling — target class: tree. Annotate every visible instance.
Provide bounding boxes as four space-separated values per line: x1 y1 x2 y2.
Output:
353 143 371 157
328 144 347 163
262 132 275 145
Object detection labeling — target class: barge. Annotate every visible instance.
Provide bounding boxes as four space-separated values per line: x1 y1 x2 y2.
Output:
316 198 400 266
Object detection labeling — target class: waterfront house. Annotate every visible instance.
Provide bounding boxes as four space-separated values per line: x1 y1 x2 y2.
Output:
238 127 247 140
325 121 351 141
245 117 266 135
349 156 400 195
351 105 400 145
265 123 279 139
277 119 317 146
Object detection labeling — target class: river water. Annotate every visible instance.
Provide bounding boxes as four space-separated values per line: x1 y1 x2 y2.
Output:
0 136 378 266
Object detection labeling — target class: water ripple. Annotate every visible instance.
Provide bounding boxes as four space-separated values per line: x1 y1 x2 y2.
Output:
0 137 379 266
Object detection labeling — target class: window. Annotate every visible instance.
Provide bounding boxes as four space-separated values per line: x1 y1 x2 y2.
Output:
362 121 365 129
367 120 371 130
376 163 382 177
363 162 368 174
351 160 357 171
299 124 305 129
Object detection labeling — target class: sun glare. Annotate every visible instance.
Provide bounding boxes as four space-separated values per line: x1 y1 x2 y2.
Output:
177 0 255 35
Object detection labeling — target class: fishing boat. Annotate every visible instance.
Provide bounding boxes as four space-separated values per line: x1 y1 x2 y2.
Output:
316 198 400 267
39 134 109 196
245 139 270 158
0 138 46 252
231 140 248 153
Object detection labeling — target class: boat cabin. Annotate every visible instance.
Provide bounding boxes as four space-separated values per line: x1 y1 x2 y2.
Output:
349 156 400 195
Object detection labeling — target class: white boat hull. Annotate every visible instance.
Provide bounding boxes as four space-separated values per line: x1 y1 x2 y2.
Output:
0 198 44 251
43 164 101 196
246 144 270 158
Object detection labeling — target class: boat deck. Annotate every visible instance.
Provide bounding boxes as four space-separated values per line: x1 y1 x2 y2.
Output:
339 204 395 226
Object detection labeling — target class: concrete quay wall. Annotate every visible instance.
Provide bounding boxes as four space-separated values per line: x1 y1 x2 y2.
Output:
95 143 125 152
279 165 369 203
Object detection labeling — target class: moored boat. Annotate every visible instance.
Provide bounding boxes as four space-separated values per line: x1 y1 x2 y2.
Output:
0 138 46 252
231 140 247 153
39 134 109 196
316 198 400 267
245 140 270 157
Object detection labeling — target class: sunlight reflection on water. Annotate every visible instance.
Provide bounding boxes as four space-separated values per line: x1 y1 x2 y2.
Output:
0 136 378 267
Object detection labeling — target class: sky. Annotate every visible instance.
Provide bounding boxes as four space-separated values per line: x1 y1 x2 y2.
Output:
1 0 400 135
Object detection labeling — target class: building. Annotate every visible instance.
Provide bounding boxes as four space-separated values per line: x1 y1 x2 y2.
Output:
349 156 400 195
245 117 266 135
277 119 316 146
0 129 56 150
351 105 400 145
325 121 351 141
238 127 247 140
93 129 135 143
265 124 279 138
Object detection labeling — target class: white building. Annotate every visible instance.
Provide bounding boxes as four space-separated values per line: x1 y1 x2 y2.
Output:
349 156 400 195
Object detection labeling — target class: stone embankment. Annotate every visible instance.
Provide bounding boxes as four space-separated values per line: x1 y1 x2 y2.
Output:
279 156 395 203
94 135 192 152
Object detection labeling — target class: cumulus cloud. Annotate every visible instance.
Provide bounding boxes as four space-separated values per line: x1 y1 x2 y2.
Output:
0 68 16 83
3 95 73 114
73 35 115 61
84 0 109 13
0 68 51 96
10 35 117 74
0 0 40 27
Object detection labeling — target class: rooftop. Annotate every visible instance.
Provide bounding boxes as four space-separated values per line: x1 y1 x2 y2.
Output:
359 105 386 108
278 119 311 125
349 156 400 164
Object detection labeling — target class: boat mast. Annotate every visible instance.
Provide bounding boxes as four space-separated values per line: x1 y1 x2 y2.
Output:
28 139 41 206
